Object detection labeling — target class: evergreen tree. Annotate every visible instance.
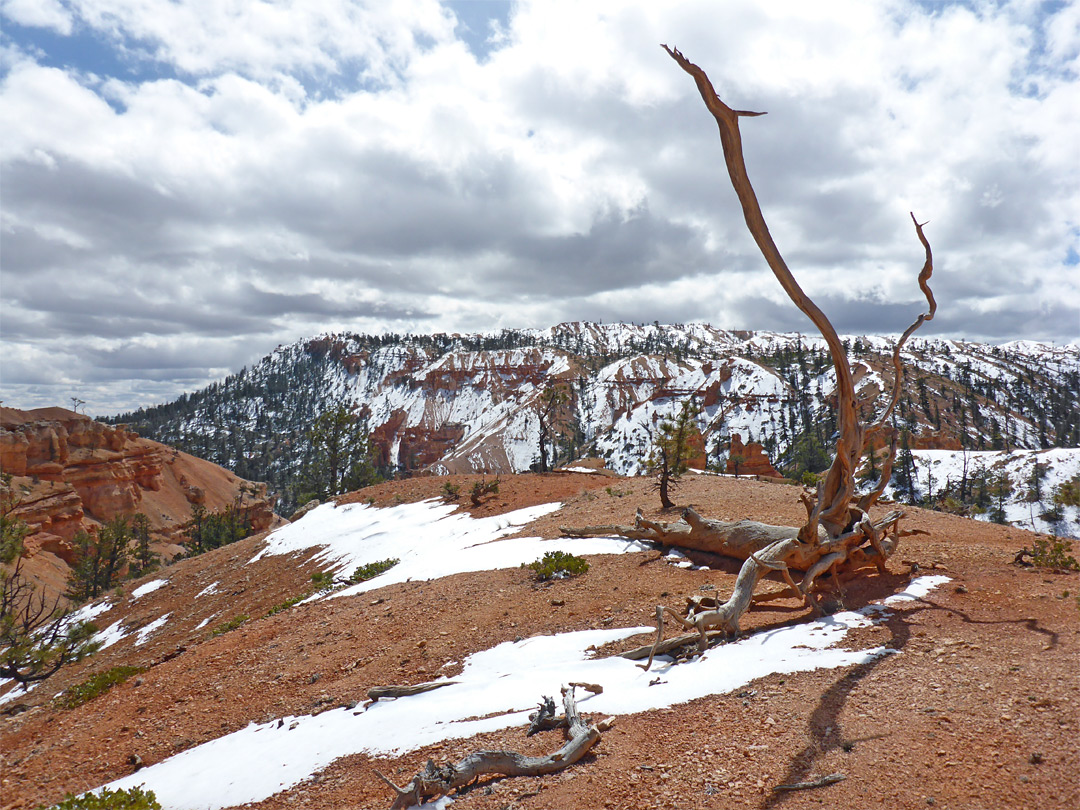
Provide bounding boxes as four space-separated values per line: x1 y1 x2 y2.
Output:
647 400 702 509
129 512 158 578
1 474 29 565
987 469 1013 524
66 516 132 603
2 531 100 684
892 430 917 503
535 384 569 473
303 403 381 500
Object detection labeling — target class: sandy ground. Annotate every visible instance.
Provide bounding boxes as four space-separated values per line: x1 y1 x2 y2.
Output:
2 472 1078 810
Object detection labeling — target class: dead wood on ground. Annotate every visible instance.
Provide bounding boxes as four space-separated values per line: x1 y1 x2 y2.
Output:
376 684 608 809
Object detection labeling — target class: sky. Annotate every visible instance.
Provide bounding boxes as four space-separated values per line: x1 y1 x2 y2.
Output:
1 0 1078 416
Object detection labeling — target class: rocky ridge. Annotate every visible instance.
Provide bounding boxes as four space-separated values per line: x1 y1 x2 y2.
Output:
1 407 280 599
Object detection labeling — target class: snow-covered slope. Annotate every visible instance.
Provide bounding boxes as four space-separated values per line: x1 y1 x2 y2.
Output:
95 496 952 809
887 448 1080 538
111 323 1080 515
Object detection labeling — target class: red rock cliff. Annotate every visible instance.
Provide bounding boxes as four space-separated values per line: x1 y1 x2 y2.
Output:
726 433 782 478
1 407 281 599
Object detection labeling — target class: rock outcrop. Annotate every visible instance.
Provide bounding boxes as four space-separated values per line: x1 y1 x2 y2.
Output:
726 433 781 478
1 407 280 599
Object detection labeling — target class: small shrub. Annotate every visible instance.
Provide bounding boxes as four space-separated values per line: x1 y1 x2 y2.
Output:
605 486 629 498
43 786 161 809
441 481 461 500
310 571 336 590
211 614 249 636
57 665 147 709
1054 475 1080 508
265 594 308 617
1022 536 1079 572
524 550 589 581
470 478 499 506
350 558 400 583
800 471 821 487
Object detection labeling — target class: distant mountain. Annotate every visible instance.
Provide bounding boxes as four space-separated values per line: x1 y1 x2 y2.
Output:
108 322 1080 515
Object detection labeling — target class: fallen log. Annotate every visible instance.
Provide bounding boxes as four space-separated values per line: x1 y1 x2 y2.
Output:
367 680 457 700
376 684 606 809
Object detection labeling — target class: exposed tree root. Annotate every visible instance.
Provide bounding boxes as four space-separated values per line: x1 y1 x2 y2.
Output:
376 684 607 809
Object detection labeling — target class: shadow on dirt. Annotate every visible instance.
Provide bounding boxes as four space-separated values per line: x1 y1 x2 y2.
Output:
763 591 1060 807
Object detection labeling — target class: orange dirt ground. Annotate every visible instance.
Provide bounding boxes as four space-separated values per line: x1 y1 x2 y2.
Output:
2 472 1078 809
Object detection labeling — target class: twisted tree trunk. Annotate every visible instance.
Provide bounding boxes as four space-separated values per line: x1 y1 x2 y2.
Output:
565 47 937 666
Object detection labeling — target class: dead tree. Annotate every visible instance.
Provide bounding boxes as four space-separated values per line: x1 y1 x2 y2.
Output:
567 47 936 665
376 684 609 809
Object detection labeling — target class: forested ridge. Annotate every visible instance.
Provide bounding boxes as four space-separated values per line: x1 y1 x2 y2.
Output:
105 323 1079 517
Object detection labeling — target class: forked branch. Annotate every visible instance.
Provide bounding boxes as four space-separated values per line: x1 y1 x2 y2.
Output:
663 44 935 535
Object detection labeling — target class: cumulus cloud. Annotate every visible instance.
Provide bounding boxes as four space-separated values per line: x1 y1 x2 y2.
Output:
0 0 1077 414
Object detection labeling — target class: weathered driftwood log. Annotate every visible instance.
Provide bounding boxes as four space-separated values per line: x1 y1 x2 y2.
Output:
376 684 606 810
564 506 809 554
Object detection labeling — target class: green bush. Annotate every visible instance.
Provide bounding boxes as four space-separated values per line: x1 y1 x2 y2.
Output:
43 786 161 809
350 558 400 583
523 550 589 581
1054 475 1080 508
470 478 499 506
441 481 461 500
211 614 249 636
1025 536 1079 572
57 666 147 709
265 593 309 617
310 571 336 589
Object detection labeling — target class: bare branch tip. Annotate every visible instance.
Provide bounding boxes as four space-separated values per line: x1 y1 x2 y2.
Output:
373 770 407 796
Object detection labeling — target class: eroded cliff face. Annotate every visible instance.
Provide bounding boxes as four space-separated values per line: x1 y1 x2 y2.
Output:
726 433 782 478
1 407 280 599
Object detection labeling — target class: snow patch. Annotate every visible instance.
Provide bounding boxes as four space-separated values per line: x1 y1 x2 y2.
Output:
102 578 950 809
134 614 171 647
0 680 37 706
249 499 651 597
92 620 129 650
131 579 168 599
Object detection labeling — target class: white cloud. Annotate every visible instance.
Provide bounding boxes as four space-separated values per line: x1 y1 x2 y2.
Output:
0 0 73 35
49 0 457 82
0 0 1077 414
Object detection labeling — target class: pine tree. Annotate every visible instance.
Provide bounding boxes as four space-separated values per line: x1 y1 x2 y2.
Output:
536 384 569 473
303 403 381 499
129 512 157 577
647 400 702 509
892 430 917 503
66 516 132 603
987 469 1013 524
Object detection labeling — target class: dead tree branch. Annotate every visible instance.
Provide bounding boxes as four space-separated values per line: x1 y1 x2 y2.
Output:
376 684 604 809
367 680 458 700
773 772 847 792
562 47 937 666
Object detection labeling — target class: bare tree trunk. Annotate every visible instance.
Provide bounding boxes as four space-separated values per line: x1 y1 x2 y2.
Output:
662 45 934 543
561 47 938 665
